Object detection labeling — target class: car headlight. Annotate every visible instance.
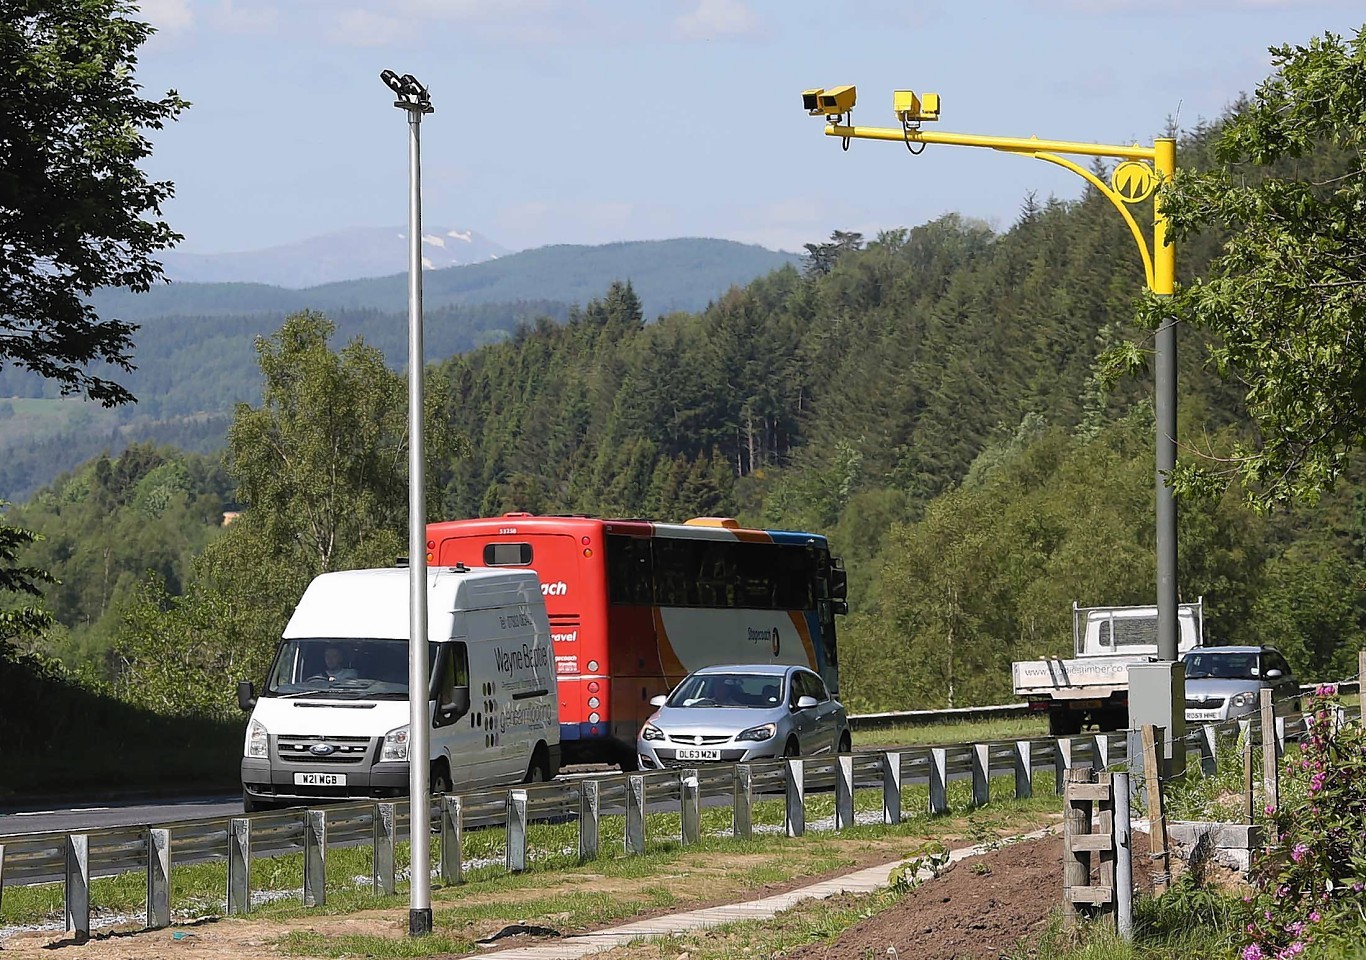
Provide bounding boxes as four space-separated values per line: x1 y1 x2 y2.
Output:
736 723 776 742
380 724 410 762
1231 691 1257 708
245 719 269 759
641 724 665 742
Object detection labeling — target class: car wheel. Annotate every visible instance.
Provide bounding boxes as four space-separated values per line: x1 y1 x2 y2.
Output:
838 731 851 754
783 737 800 759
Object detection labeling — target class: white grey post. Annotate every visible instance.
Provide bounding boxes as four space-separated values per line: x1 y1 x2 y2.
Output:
146 828 171 929
1274 716 1287 756
733 765 753 839
1014 740 1032 799
0 842 6 912
506 790 528 872
374 802 396 896
836 755 855 830
882 752 902 825
227 818 251 915
380 65 436 940
65 833 90 940
929 747 948 814
1200 724 1218 777
1054 738 1073 795
1093 734 1110 771
971 743 990 807
681 770 701 846
1114 772 1134 941
303 810 326 908
441 795 464 883
785 758 806 837
579 780 600 861
626 775 646 855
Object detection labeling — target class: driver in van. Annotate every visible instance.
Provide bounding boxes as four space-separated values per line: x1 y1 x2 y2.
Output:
323 646 358 681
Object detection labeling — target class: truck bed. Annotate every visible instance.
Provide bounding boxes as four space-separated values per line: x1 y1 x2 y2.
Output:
1011 656 1152 697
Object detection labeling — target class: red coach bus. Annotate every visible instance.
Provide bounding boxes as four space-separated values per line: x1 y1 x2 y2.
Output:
425 514 848 768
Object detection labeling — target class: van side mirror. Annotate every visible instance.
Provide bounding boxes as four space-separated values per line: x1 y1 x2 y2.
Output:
650 695 667 707
441 687 471 720
237 681 257 711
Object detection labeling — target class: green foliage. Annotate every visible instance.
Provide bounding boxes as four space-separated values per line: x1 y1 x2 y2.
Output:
1244 690 1366 959
1144 26 1366 509
0 503 54 652
0 0 187 405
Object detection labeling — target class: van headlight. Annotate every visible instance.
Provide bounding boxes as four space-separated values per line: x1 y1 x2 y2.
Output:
381 724 410 762
1231 691 1257 708
245 719 269 759
737 723 777 742
641 724 665 742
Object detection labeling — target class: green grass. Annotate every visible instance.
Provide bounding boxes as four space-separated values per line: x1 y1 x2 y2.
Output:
852 714 1049 748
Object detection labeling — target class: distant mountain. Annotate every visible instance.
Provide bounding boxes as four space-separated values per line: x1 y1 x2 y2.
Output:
95 238 801 322
159 226 510 288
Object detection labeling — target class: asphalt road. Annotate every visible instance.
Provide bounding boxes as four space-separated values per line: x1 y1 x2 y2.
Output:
0 794 246 837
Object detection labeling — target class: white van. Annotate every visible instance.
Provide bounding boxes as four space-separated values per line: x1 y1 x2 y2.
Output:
238 564 560 812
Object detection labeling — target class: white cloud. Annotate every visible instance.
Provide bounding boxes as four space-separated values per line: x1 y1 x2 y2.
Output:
329 9 410 47
208 1 280 35
319 0 623 48
672 0 764 42
137 0 193 33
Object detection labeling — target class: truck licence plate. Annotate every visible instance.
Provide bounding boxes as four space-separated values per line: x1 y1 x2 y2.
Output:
676 748 721 761
294 772 346 787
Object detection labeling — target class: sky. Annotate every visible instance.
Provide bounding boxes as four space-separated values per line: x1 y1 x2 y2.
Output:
133 0 1363 256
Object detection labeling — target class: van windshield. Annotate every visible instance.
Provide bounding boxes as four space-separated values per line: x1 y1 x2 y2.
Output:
265 638 438 699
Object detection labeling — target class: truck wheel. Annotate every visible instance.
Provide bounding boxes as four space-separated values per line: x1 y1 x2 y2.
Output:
1048 710 1082 736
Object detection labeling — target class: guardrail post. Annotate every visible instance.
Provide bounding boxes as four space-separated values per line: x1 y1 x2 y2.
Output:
681 769 701 845
1274 715 1287 756
1093 734 1110 771
303 810 326 908
507 789 528 873
733 764 753 840
0 842 6 912
441 795 464 883
835 754 855 830
146 828 171 929
929 747 948 815
373 802 396 897
1114 772 1134 942
785 758 805 837
65 833 90 941
1013 740 1032 799
1199 724 1218 777
971 743 990 807
578 780 600 862
626 775 646 855
1054 738 1073 796
882 752 901 825
227 818 251 915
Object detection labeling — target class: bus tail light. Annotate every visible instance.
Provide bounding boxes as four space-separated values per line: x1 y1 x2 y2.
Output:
587 681 600 693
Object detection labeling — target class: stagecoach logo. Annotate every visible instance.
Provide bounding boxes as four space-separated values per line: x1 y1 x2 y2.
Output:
747 626 780 656
309 743 335 756
541 581 568 597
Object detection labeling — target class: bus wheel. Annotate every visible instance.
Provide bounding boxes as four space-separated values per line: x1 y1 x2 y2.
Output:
617 745 640 772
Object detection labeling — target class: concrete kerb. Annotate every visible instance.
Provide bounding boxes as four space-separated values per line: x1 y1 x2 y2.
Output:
471 827 1058 960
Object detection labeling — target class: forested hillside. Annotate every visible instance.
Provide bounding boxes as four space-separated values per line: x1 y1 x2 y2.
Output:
8 109 1366 723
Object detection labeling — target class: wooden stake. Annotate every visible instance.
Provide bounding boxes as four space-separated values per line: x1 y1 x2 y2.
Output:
1140 724 1170 894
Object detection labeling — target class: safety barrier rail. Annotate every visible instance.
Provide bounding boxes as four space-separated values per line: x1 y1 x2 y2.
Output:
4 701 1358 942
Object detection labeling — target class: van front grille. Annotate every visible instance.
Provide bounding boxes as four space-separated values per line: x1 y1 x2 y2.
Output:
276 734 372 764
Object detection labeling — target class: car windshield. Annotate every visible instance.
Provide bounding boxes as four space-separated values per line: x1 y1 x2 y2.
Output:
1183 652 1260 680
265 638 438 699
666 673 783 708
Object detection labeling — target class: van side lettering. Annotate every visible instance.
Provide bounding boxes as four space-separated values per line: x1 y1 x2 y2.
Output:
494 643 551 677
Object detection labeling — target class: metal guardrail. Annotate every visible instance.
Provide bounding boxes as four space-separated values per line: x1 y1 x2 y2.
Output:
848 680 1361 730
5 702 1358 942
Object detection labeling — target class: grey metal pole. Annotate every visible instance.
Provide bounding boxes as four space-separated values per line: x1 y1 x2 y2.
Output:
1155 314 1177 662
381 68 435 939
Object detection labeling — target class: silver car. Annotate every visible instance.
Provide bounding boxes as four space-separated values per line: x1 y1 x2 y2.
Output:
1182 645 1301 723
637 664 850 770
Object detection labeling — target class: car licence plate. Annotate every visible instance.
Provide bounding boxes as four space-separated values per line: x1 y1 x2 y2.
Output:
675 748 721 761
294 772 346 787
1186 710 1221 722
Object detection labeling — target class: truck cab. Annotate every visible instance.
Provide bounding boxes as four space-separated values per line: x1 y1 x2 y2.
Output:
239 565 560 812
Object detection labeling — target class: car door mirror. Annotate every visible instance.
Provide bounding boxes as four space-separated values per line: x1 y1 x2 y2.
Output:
650 695 667 708
795 695 818 710
237 680 257 711
1265 668 1283 680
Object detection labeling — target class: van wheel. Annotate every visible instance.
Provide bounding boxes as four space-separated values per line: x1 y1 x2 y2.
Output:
783 737 800 759
242 792 274 814
838 731 852 754
525 746 551 783
430 761 453 796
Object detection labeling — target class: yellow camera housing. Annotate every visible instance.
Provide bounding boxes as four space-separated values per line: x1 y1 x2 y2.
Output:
894 90 940 123
816 84 856 116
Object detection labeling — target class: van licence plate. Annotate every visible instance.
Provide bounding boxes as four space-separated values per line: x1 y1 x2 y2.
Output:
294 772 346 787
675 748 721 761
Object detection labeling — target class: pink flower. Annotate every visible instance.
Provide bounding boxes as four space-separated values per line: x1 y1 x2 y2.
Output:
1316 683 1336 696
1309 911 1320 923
1291 843 1310 862
1244 944 1265 960
1265 803 1276 816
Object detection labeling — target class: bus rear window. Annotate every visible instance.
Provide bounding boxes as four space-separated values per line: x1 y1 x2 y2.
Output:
484 542 533 566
